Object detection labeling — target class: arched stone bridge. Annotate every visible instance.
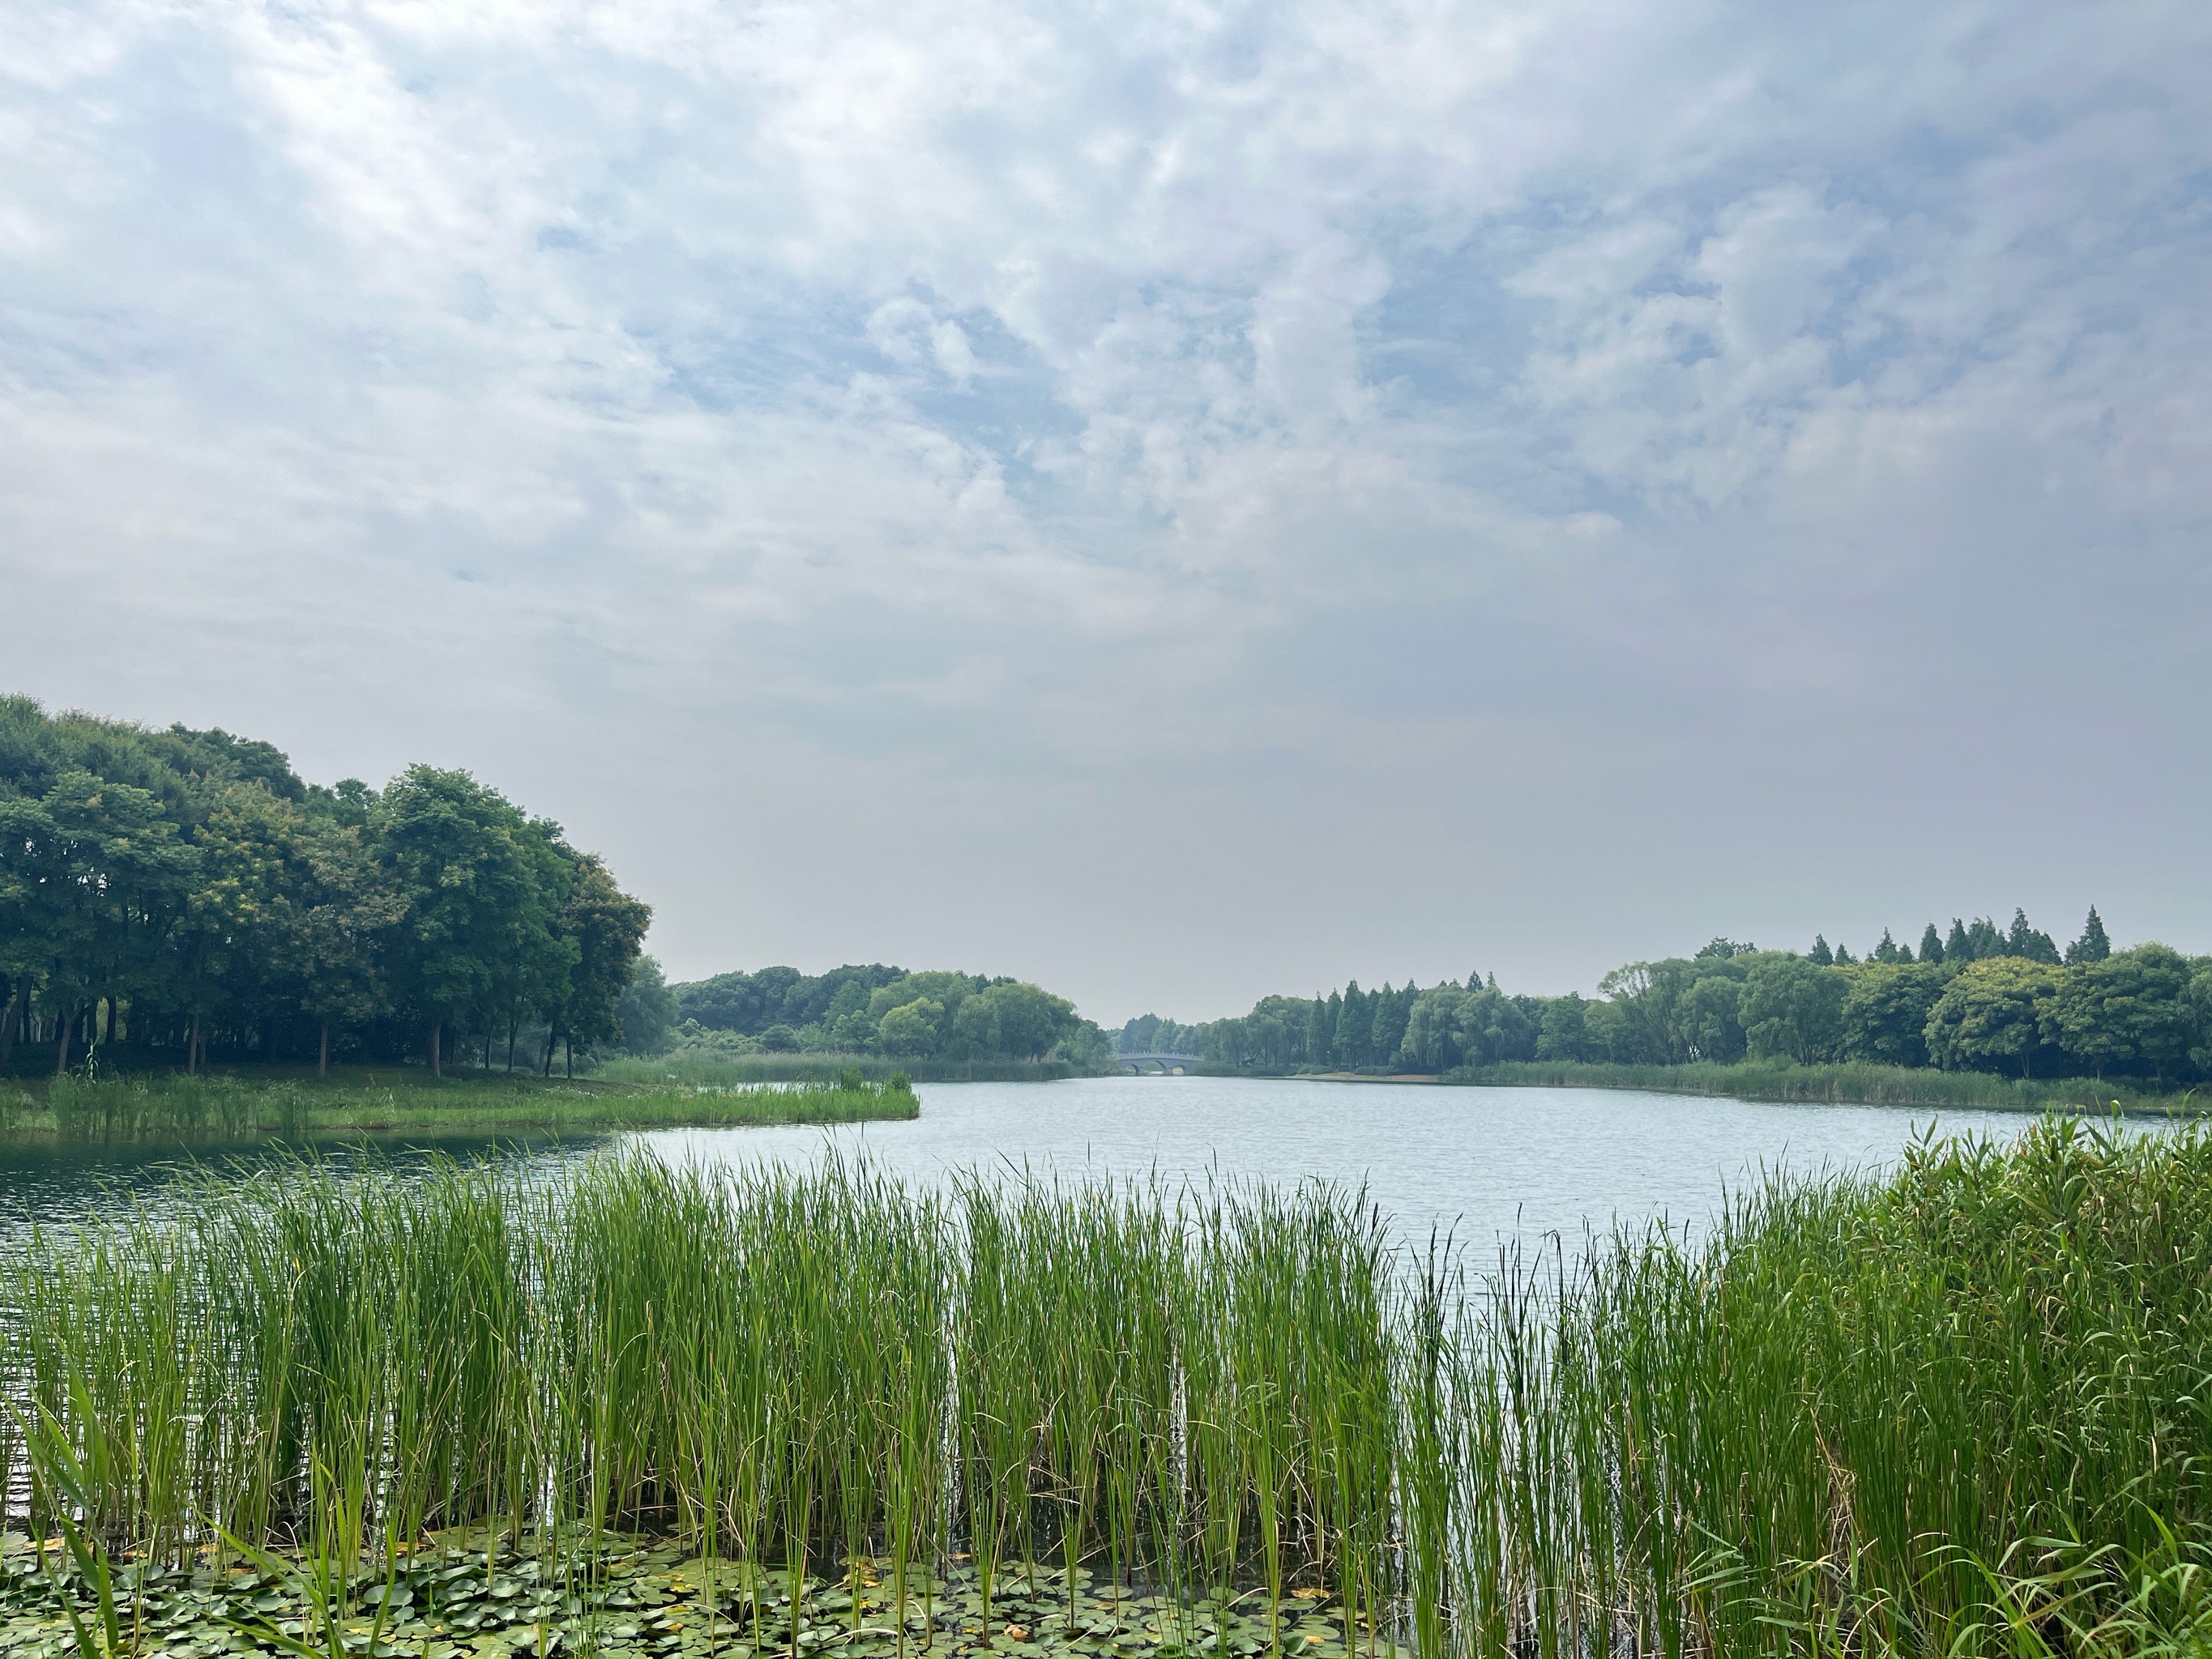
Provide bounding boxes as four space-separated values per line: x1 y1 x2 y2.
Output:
1117 1052 1202 1074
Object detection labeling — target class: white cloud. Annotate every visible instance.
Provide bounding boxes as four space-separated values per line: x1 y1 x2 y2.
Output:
4 0 2210 1007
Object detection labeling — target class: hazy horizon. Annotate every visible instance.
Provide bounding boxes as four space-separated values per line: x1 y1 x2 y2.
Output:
7 0 2208 1028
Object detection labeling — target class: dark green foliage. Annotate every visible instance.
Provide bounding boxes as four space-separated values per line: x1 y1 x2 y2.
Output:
1176 909 2212 1090
669 963 1108 1067
2069 904 2113 964
0 698 650 1077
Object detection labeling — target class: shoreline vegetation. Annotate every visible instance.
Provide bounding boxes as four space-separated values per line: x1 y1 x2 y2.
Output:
0 1068 918 1145
1124 907 2212 1109
7 1119 2212 1657
1201 1056 2201 1113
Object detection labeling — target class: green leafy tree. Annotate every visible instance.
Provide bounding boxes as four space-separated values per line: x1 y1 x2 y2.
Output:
1918 923 1945 965
1673 975 1747 1063
878 998 943 1058
543 847 649 1075
1399 986 1466 1070
1740 957 1847 1064
614 955 679 1058
2042 944 2194 1081
1839 962 1946 1068
1534 993 1593 1061
971 981 1077 1059
374 766 562 1077
1808 935 1834 966
1924 958 2060 1077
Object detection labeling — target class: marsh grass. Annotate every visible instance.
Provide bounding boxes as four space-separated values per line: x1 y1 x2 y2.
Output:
1447 1057 2200 1113
0 1072 917 1145
6 1120 2212 1657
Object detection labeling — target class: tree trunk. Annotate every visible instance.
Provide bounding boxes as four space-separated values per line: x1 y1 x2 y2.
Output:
429 1020 442 1078
318 1019 331 1079
565 1038 573 1080
55 1008 73 1077
542 1029 557 1077
0 985 18 1064
483 1029 492 1070
187 1014 200 1076
506 1016 519 1073
103 997 117 1047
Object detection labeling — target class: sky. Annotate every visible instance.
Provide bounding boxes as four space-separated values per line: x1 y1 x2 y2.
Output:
3 0 2210 1025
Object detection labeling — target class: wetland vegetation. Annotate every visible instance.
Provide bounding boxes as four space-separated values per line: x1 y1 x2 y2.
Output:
0 1071 916 1146
5 1117 2211 1657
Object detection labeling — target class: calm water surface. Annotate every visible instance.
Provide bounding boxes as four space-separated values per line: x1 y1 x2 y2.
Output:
0 1077 2156 1250
647 1076 2141 1252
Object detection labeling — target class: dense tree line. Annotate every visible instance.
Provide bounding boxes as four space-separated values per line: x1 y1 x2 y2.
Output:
1110 1013 1206 1056
0 697 651 1077
660 962 1112 1066
1187 908 2212 1085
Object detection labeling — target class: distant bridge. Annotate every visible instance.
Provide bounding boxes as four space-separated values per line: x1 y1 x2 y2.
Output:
1117 1052 1203 1074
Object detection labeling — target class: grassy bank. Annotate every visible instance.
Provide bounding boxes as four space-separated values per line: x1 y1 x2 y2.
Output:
0 1068 918 1145
6 1120 2212 1655
594 1050 1079 1085
1445 1056 2200 1111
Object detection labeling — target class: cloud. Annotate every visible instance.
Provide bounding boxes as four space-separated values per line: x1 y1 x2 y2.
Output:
3 0 2210 1013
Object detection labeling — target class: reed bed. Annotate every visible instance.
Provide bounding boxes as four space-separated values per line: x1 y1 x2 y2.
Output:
0 1073 916 1145
6 1118 2212 1657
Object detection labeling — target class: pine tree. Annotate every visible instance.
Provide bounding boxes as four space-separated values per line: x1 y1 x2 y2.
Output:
1919 923 1945 965
1337 982 1366 1067
1946 919 1973 962
1834 943 1856 965
2066 906 2112 965
1809 934 1834 966
2005 907 2060 963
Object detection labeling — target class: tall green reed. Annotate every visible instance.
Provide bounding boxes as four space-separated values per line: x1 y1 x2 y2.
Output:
9 1119 2212 1658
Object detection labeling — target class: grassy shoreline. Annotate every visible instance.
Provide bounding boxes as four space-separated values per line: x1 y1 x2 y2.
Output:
1199 1055 2202 1112
595 1050 1079 1085
0 1067 919 1145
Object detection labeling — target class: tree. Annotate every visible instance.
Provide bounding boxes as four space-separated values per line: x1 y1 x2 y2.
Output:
1839 963 1946 1068
1924 959 2060 1077
1809 935 1834 966
2066 906 2112 965
2005 908 2060 964
544 847 649 1075
1334 983 1366 1068
1399 986 1466 1070
374 766 562 1077
288 811 406 1076
1740 957 1847 1064
1454 985 1534 1066
1919 923 1945 966
1673 975 1746 1063
878 998 942 1058
615 955 678 1058
971 981 1077 1059
1535 993 1593 1062
2042 945 2193 1082
1945 919 1972 962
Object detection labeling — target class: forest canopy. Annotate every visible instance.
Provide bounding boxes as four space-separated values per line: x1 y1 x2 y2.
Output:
654 962 1112 1068
0 696 651 1075
1179 908 2212 1086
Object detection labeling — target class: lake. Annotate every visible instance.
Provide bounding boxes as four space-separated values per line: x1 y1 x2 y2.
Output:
646 1074 2125 1252
0 1075 2150 1248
